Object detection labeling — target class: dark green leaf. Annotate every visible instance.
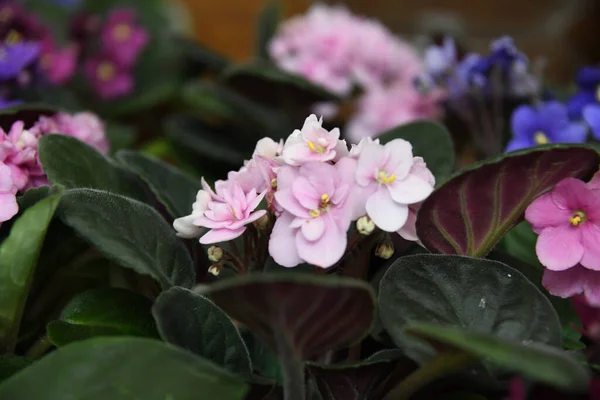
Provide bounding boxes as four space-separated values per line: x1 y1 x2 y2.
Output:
0 193 62 353
377 120 455 183
377 254 561 363
416 145 600 257
241 329 283 383
256 0 282 59
39 135 144 201
153 287 252 377
0 355 31 382
47 287 158 347
58 189 194 289
117 151 201 218
498 221 542 268
0 337 249 399
407 323 590 391
17 187 51 210
105 123 137 155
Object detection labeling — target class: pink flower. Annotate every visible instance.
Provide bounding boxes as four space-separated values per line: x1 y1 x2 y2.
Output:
0 162 18 223
173 189 211 239
525 178 600 271
253 137 283 160
192 179 267 245
50 112 109 154
0 121 43 191
84 54 133 99
542 266 600 307
349 137 380 159
39 37 78 85
352 139 434 232
269 160 355 268
280 114 348 166
100 8 149 69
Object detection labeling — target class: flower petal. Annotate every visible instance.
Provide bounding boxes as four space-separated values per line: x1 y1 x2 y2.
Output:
366 188 409 232
275 188 311 218
542 267 585 299
269 212 302 268
525 192 571 230
301 217 325 241
584 104 600 140
199 227 246 244
580 223 600 270
397 206 418 241
536 225 584 270
355 142 384 187
552 178 598 211
296 217 346 268
384 139 414 180
387 173 434 205
292 176 320 209
0 192 18 222
510 105 538 139
173 214 203 238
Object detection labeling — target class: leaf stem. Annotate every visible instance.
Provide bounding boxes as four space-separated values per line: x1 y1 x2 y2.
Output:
275 328 306 400
25 334 53 360
382 352 476 400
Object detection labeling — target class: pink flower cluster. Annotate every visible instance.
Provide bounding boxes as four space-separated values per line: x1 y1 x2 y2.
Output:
175 114 435 269
0 111 109 224
268 4 444 141
525 173 600 305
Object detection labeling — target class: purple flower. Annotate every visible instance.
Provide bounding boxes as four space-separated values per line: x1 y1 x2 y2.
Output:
567 66 600 119
505 101 587 152
0 41 39 80
423 37 457 79
583 104 600 140
83 54 133 99
100 8 148 69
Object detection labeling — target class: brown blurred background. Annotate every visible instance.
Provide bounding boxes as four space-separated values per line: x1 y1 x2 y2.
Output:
176 0 600 85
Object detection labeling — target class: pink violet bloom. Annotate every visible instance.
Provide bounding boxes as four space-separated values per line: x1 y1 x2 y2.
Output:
0 121 43 191
269 160 355 268
349 137 380 159
253 137 283 160
84 54 133 99
192 179 267 245
525 177 600 271
39 37 78 85
51 112 109 154
100 8 149 69
173 189 211 239
280 114 348 166
352 139 435 232
542 266 600 307
0 162 19 224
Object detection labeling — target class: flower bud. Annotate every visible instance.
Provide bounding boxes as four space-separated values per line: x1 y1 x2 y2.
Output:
208 264 221 276
207 246 223 263
375 238 394 260
254 213 270 230
356 216 375 235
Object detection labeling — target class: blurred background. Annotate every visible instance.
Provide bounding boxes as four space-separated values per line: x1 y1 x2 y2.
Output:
178 0 600 85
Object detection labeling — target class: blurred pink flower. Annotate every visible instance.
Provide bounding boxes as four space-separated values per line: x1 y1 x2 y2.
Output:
39 37 78 85
0 162 19 224
84 54 133 99
542 266 600 307
0 121 43 191
51 112 109 154
100 8 149 69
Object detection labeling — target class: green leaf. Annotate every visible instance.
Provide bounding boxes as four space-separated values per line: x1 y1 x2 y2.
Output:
117 151 201 219
47 287 158 347
0 193 62 353
153 287 252 377
377 254 562 363
0 337 249 399
176 37 230 76
39 135 144 201
498 221 542 268
241 329 283 383
406 323 590 391
377 120 455 183
416 145 600 257
0 355 31 383
256 0 282 60
58 189 195 289
105 123 137 155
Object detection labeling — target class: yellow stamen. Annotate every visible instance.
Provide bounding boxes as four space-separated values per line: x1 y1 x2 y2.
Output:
97 62 115 82
377 170 396 184
270 178 277 189
307 140 324 154
321 193 330 202
309 209 320 218
534 131 550 145
5 30 21 45
569 210 586 226
113 24 132 42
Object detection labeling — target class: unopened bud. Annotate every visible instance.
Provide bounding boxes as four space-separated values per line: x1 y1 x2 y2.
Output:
208 264 221 276
207 246 223 263
375 238 394 260
254 213 270 230
356 216 375 235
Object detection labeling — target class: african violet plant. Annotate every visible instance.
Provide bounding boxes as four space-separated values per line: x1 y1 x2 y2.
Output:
0 94 597 400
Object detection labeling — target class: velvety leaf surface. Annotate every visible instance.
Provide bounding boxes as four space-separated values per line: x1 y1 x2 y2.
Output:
377 120 455 183
47 287 158 347
198 273 375 360
407 323 590 391
117 151 201 218
153 287 252 377
0 355 31 383
0 193 61 353
256 0 282 59
39 135 144 201
416 146 600 257
0 337 249 399
378 254 561 363
58 189 194 289
241 329 283 383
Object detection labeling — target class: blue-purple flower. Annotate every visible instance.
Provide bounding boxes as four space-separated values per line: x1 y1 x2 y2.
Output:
583 104 600 140
567 66 600 119
506 101 587 152
0 41 39 80
423 37 457 79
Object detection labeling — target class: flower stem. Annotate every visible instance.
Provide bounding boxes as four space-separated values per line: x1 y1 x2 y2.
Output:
25 334 52 360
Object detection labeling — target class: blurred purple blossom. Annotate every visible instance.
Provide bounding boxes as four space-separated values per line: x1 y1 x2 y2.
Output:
567 66 600 120
84 53 133 99
100 8 149 69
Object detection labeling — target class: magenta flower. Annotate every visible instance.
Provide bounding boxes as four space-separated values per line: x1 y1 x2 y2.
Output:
525 178 600 271
84 54 133 99
0 121 43 191
192 179 267 245
542 266 600 307
39 37 78 85
280 114 348 166
269 160 355 268
100 8 149 69
0 162 18 223
352 139 435 232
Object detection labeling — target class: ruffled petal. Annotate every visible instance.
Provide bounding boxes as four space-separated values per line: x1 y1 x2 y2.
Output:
296 217 346 268
199 227 246 244
269 212 302 268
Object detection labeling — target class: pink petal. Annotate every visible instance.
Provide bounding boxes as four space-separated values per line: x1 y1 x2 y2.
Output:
383 139 414 180
228 210 267 230
536 225 584 270
366 188 409 232
347 183 376 221
397 206 418 241
291 176 320 209
193 216 231 229
300 217 325 241
335 156 357 186
552 178 596 211
355 142 384 187
199 227 246 244
246 190 267 213
269 212 302 268
0 192 18 222
525 192 571 231
542 267 585 299
589 171 600 190
387 173 434 205
274 188 311 218
201 177 220 200
580 223 600 270
296 217 346 268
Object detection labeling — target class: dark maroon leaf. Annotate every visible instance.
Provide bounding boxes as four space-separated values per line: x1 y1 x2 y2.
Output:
416 146 600 257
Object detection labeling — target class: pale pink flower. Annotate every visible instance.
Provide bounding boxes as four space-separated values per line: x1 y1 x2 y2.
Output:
253 137 284 160
280 114 348 166
525 178 600 271
269 160 356 268
50 112 109 154
173 189 211 239
0 162 18 223
349 137 380 159
193 179 267 245
352 139 434 232
0 121 43 191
